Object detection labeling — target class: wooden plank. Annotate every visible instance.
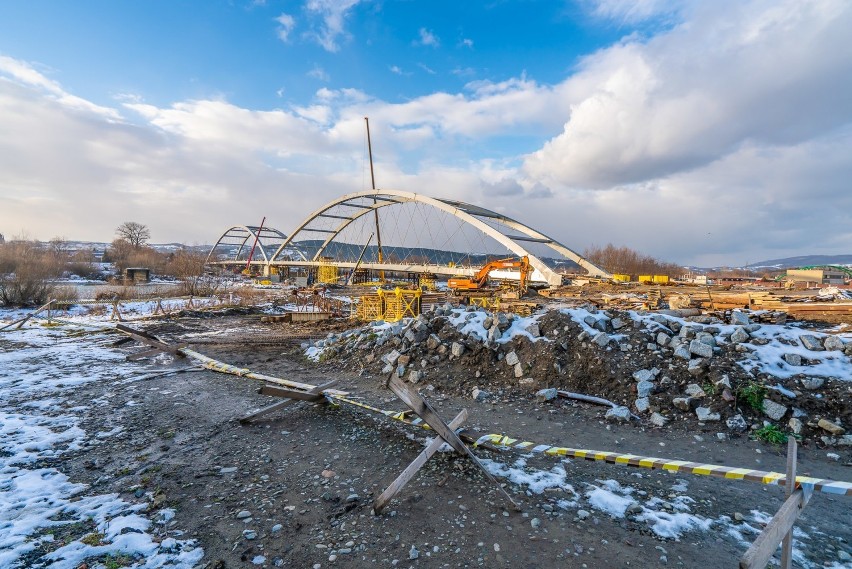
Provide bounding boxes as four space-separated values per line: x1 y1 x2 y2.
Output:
116 324 185 356
388 375 521 510
780 438 797 569
739 490 807 569
260 385 326 402
374 409 468 514
240 380 338 424
127 348 164 361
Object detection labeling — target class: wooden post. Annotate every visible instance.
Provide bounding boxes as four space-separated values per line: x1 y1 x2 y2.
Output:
740 438 809 569
780 437 797 569
240 380 338 424
388 375 520 510
374 409 467 514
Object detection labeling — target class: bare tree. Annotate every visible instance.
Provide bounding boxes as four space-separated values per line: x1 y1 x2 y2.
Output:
116 222 151 248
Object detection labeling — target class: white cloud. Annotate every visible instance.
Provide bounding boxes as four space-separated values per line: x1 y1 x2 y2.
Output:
588 0 685 24
415 28 440 47
275 13 296 42
305 0 362 52
389 65 403 75
461 38 474 48
307 65 330 82
524 0 852 189
417 63 436 75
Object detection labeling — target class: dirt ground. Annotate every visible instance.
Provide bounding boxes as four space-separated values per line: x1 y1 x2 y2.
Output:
31 312 852 568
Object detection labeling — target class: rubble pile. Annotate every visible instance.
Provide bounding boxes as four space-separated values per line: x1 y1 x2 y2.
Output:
303 304 852 447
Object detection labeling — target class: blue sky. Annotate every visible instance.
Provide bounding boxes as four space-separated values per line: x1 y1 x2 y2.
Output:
1 0 850 265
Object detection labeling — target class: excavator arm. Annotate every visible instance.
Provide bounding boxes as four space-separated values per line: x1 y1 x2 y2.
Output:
448 256 531 292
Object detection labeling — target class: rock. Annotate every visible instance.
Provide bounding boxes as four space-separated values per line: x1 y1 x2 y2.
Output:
220 467 238 474
730 310 751 326
696 332 717 347
730 327 750 344
726 414 748 432
673 345 691 360
611 317 628 330
409 545 420 560
636 381 655 398
656 332 671 346
762 400 788 421
672 397 694 412
525 323 541 337
801 377 824 390
408 370 423 383
513 363 524 378
605 406 631 422
799 335 824 351
734 512 744 522
687 358 706 376
634 398 650 413
397 354 411 366
684 384 706 398
495 312 511 331
650 412 668 427
838 435 852 447
450 342 465 358
679 326 697 340
818 418 845 435
237 510 252 519
695 407 720 422
688 339 713 359
593 332 611 347
577 509 590 520
530 517 541 529
243 529 257 540
488 326 502 342
783 353 802 367
472 388 490 401
632 369 654 382
823 335 845 351
505 351 520 367
536 388 558 402
788 418 803 435
839 551 851 562
383 350 401 365
482 317 493 330
426 334 441 350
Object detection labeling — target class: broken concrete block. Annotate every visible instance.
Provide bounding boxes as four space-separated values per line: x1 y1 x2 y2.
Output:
632 369 654 382
672 397 694 411
762 399 788 421
593 332 611 347
495 312 511 331
656 332 671 346
687 358 706 376
450 342 465 358
788 417 803 435
426 334 441 350
605 406 631 422
689 339 713 359
472 388 490 402
730 310 751 326
695 407 720 422
488 326 502 342
726 414 748 432
536 388 558 402
513 363 524 378
730 327 750 344
482 316 494 330
823 335 844 351
674 345 692 360
637 381 655 398
505 351 520 367
525 322 541 337
801 377 824 390
382 350 401 366
611 317 628 330
818 418 845 435
696 332 717 347
783 353 802 366
408 370 423 383
634 397 650 413
799 335 825 351
684 383 706 398
650 412 668 427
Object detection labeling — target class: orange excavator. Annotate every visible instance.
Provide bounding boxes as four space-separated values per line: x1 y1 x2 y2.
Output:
448 256 531 295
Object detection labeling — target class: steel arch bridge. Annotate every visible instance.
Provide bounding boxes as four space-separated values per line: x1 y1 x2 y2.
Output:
205 225 305 266
207 190 610 285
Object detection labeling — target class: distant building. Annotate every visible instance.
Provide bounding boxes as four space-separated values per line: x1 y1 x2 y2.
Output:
124 267 151 283
785 268 847 286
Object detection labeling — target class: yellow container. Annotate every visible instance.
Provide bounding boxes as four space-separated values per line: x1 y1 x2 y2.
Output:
653 275 670 284
612 274 631 282
638 275 653 284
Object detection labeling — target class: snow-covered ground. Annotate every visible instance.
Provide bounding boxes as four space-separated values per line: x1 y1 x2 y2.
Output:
0 323 203 568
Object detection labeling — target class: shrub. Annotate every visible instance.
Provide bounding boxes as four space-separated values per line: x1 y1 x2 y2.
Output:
737 381 767 411
0 241 62 306
753 424 788 444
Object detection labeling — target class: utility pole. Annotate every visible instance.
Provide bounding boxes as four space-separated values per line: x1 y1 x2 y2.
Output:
365 117 385 281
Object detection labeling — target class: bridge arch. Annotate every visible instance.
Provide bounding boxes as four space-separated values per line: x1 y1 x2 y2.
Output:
268 189 609 285
205 225 305 266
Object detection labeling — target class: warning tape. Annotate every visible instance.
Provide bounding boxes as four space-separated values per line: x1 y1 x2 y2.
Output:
11 315 852 498
324 394 852 498
476 434 852 497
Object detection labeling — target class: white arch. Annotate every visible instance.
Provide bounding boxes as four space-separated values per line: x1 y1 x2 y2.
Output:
205 225 303 265
268 190 609 285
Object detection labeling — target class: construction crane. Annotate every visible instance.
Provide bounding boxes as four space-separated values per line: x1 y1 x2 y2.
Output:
448 256 531 295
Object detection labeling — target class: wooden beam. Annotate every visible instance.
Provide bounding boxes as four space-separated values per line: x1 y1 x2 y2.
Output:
241 380 338 424
739 490 807 569
387 375 521 510
259 385 326 402
780 438 797 569
374 409 467 514
127 348 165 361
115 324 185 356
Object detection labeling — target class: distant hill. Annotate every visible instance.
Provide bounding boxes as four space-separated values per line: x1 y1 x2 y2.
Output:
747 254 852 269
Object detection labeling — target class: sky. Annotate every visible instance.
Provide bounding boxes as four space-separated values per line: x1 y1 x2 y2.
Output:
0 0 850 266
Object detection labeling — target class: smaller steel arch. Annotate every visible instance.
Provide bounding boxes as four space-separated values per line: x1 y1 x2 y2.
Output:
205 225 303 266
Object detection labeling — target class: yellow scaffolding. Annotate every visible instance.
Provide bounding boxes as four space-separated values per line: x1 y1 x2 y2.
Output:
355 288 422 322
317 258 339 284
